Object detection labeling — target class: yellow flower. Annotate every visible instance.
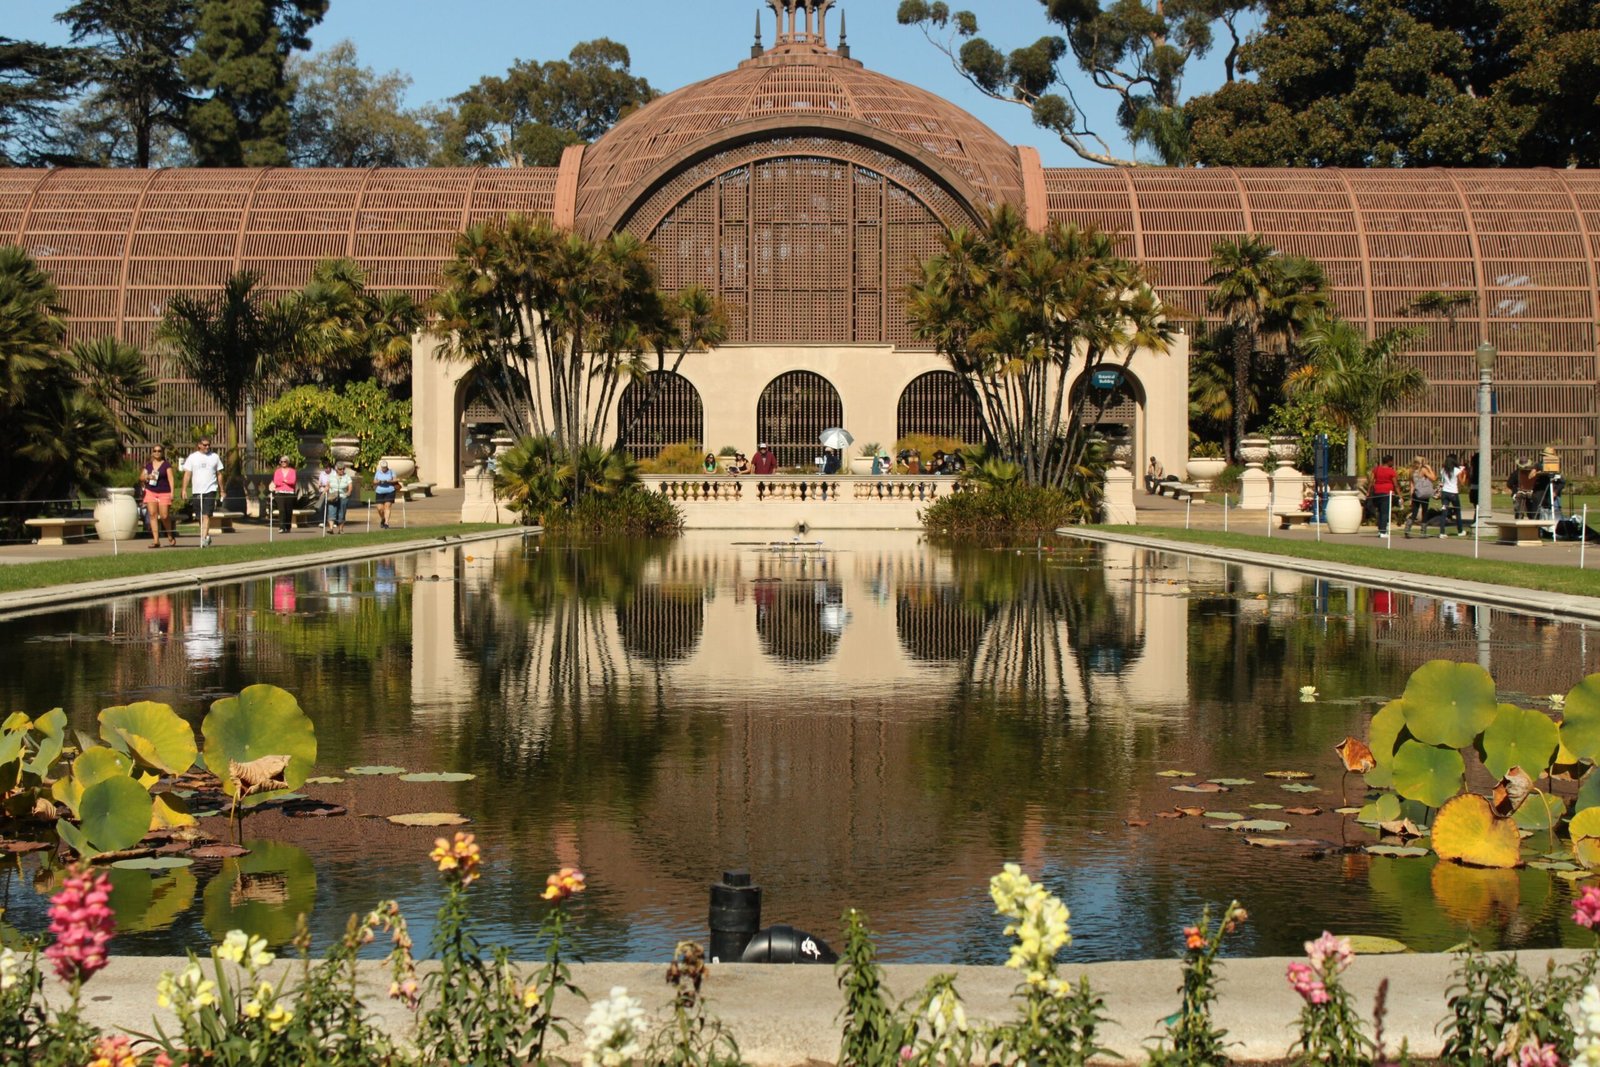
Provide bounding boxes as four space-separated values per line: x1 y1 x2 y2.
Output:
430 833 482 886
542 866 587 901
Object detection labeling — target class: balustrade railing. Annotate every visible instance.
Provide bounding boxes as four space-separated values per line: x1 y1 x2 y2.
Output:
641 475 962 503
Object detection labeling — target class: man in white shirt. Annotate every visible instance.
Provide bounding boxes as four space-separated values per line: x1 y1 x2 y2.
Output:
179 437 225 547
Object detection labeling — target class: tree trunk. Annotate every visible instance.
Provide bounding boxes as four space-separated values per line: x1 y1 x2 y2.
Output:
1231 329 1251 462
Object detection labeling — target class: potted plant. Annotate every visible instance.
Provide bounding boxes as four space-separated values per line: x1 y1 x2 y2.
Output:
379 453 417 482
92 461 142 542
852 442 880 476
328 434 360 465
1186 441 1227 489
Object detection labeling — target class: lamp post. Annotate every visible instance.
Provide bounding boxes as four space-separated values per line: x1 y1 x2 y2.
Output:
1475 341 1497 526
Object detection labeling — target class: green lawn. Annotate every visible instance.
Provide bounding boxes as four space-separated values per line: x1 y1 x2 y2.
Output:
0 524 513 595
1094 526 1600 598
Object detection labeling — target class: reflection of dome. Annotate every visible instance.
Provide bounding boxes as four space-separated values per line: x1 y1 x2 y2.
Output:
895 588 990 663
754 580 843 664
616 586 705 663
574 41 1024 233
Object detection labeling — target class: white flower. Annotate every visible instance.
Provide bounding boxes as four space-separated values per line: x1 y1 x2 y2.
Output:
157 961 218 1013
581 986 647 1067
922 982 967 1052
1551 694 1568 711
0 947 18 993
1300 686 1318 703
216 929 274 970
1576 984 1600 1067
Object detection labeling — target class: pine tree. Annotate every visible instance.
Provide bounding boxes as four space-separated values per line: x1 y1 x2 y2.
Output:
58 0 196 168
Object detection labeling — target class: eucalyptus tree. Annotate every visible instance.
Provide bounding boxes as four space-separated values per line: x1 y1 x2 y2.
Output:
157 271 296 463
907 205 1175 489
1285 316 1426 474
429 216 723 495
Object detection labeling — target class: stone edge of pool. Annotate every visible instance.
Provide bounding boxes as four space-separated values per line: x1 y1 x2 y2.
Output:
0 527 536 621
65 950 1585 1062
1061 526 1600 624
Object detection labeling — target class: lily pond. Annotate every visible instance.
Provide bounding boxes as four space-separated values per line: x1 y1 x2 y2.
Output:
1 531 1598 963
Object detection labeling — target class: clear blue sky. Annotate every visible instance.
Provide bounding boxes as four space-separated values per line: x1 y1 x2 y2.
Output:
10 0 1242 166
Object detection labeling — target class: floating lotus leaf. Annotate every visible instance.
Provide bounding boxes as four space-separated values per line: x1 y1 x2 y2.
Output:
1209 778 1254 786
203 685 316 800
99 701 197 775
23 708 66 777
1368 700 1408 765
0 730 21 769
1265 770 1314 780
1227 819 1291 832
1530 860 1579 872
1391 741 1466 809
1156 770 1195 778
1560 673 1600 761
149 792 195 831
1571 807 1600 870
1343 935 1410 954
1432 794 1521 868
305 776 345 785
1479 705 1559 780
1366 845 1430 858
385 812 469 826
78 774 155 855
1285 806 1323 816
1281 783 1322 793
1431 862 1521 927
53 747 135 818
1401 661 1498 748
1578 771 1600 815
345 765 406 776
1250 803 1285 810
397 772 476 783
188 843 250 859
1173 783 1228 793
1359 794 1403 825
111 856 193 870
1247 837 1330 849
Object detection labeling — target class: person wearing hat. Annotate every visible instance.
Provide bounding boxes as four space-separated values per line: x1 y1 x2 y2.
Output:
1510 458 1537 518
270 455 298 533
752 442 777 475
372 459 398 529
327 460 356 533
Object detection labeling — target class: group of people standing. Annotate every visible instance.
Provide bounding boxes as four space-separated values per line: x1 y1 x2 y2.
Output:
1367 453 1470 537
137 442 401 545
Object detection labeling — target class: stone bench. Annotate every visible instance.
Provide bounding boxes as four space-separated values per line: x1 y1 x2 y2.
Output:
1494 518 1550 547
291 508 320 530
1159 482 1202 502
210 510 245 533
1276 510 1315 530
402 482 435 501
24 517 94 546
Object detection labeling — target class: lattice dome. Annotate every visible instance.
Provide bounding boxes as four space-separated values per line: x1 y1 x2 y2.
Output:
572 35 1026 233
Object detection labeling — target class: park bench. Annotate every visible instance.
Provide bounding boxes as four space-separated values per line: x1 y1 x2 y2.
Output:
1276 511 1315 530
1494 518 1551 547
291 508 320 530
402 482 435 501
1159 482 1202 502
24 517 93 546
210 510 245 533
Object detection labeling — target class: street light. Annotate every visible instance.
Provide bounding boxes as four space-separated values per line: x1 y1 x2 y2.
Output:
1476 341 1497 525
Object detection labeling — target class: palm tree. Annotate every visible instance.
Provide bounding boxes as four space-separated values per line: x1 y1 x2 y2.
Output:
1206 236 1278 459
67 336 157 443
0 244 66 410
282 258 422 389
157 271 294 464
1285 316 1426 474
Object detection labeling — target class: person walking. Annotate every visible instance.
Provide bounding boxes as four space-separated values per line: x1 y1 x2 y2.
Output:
316 458 334 529
1402 455 1437 538
179 437 224 548
270 456 298 533
327 461 355 533
1437 454 1466 536
372 459 398 529
140 446 176 547
1370 454 1397 536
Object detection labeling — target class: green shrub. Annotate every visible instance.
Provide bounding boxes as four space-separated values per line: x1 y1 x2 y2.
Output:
255 382 412 472
544 489 684 537
638 441 707 474
1210 463 1244 497
921 484 1086 536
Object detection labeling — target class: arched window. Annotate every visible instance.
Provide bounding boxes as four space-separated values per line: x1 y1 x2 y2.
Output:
896 371 984 445
1069 368 1143 435
616 372 704 460
756 371 843 468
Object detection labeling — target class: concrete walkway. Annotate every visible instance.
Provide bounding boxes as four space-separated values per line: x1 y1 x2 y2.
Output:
67 949 1588 1062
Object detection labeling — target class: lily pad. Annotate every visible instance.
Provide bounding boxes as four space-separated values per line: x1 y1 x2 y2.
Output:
1209 778 1254 786
305 776 345 785
397 772 477 783
1284 806 1323 816
111 856 194 870
1479 704 1559 779
1530 860 1578 872
99 701 198 776
1250 803 1285 810
1264 770 1314 780
1334 806 1362 815
1203 811 1244 821
203 685 317 800
1173 783 1229 793
1281 783 1322 793
346 765 406 776
1359 794 1403 825
1400 660 1498 749
1368 699 1408 765
385 812 468 827
1392 740 1466 808
1365 845 1430 858
188 844 250 859
1246 837 1330 849
1156 770 1195 778
1432 794 1521 868
1227 819 1291 832
1559 673 1600 760
1342 935 1409 954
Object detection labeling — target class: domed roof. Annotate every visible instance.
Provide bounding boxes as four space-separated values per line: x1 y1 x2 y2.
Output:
573 27 1025 233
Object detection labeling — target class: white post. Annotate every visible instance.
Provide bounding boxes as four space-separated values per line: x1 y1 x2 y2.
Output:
1387 492 1394 548
1584 505 1590 570
1474 508 1481 559
1224 494 1229 532
1267 480 1274 538
321 490 328 537
1185 497 1191 530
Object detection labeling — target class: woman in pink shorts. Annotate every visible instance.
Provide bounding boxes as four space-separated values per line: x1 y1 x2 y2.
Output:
141 446 176 546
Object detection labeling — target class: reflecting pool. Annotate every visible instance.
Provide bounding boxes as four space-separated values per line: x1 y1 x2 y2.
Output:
1 532 1595 962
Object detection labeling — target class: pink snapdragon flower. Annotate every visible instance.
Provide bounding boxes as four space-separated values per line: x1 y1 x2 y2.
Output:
1304 932 1353 975
1574 885 1600 929
1286 961 1329 1005
43 867 115 985
1517 1040 1560 1067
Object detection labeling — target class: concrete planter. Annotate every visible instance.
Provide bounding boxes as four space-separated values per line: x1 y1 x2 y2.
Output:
381 455 417 482
329 436 360 464
1186 457 1226 489
1326 490 1363 534
93 487 139 541
850 456 876 475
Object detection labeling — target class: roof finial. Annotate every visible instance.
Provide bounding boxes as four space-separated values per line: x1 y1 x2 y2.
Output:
837 8 849 58
753 9 764 58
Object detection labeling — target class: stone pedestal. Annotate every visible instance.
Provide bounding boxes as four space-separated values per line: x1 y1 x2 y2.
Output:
1237 466 1272 510
1103 465 1138 525
1271 465 1310 511
459 465 505 523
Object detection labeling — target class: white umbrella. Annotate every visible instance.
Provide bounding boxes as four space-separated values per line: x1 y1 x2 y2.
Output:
818 427 854 450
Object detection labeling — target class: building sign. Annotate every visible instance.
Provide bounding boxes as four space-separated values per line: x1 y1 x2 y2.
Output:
1091 368 1123 390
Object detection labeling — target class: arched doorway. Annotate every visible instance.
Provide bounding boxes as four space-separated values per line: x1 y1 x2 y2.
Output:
1070 366 1144 442
616 372 704 461
757 371 843 469
896 371 984 446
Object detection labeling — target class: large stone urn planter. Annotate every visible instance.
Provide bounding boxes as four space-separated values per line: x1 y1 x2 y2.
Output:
1186 457 1226 489
298 434 326 463
1237 435 1272 469
328 436 360 464
380 455 417 482
93 487 139 542
1325 490 1364 534
849 456 876 475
